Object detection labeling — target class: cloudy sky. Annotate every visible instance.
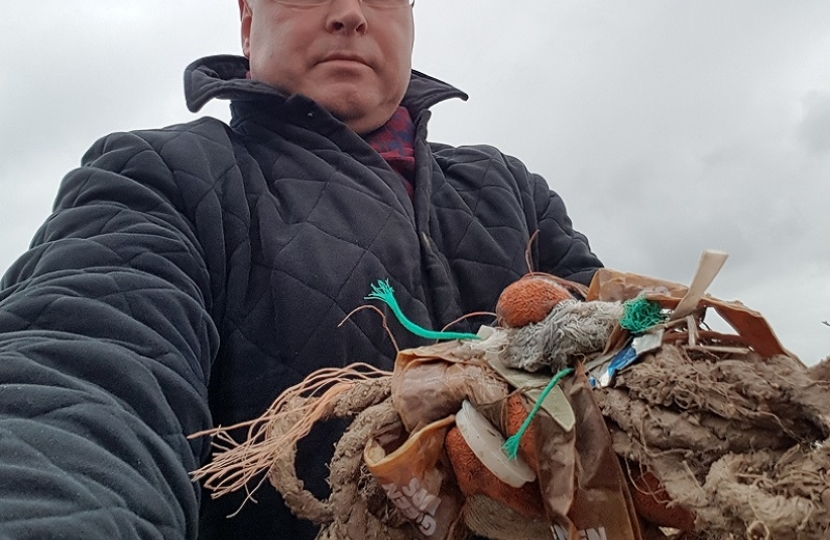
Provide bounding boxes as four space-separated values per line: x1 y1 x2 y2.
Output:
1 1 828 363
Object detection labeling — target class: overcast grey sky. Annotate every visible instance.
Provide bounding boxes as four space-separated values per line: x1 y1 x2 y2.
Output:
1 1 828 363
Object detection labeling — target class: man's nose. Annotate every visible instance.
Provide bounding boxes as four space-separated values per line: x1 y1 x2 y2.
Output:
325 0 368 35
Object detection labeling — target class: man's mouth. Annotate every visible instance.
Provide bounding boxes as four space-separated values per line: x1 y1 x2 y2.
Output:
321 53 370 66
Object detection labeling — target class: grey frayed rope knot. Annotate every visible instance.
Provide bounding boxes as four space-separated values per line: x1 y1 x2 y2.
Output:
500 299 624 372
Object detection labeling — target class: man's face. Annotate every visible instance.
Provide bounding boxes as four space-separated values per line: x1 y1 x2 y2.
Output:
239 0 415 134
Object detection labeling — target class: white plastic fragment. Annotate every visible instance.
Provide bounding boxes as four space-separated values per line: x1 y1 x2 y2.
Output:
454 400 536 488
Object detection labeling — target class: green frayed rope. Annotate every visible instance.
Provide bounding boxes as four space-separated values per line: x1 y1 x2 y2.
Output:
502 367 575 460
619 296 667 334
365 279 480 341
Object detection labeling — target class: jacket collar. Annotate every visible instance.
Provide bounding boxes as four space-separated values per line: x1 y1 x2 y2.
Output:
184 54 468 118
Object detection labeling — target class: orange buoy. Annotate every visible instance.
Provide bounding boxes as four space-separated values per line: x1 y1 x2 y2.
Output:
496 275 573 328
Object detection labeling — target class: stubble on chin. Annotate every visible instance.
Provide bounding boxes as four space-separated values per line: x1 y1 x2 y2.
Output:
310 81 390 133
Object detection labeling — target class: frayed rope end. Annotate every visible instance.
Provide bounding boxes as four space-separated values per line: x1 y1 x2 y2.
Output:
365 279 480 341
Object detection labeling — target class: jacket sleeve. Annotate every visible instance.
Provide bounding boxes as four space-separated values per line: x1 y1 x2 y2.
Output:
505 154 603 286
0 131 219 540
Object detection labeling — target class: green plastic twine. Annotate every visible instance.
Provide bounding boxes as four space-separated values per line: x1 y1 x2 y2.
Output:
619 296 667 334
365 279 480 341
502 367 575 460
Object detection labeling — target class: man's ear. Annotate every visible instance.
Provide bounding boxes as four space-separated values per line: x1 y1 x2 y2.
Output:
239 0 253 58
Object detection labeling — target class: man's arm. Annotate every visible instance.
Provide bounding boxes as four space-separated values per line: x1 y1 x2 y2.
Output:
0 131 219 539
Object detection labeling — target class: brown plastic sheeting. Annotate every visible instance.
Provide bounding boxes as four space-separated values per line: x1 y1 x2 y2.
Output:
586 268 794 359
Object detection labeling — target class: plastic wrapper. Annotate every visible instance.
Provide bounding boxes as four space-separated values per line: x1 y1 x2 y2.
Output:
364 416 468 540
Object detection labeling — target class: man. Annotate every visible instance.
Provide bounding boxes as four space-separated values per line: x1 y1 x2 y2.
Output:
0 0 601 538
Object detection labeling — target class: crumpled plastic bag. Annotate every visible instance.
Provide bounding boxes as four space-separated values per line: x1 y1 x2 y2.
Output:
391 341 509 432
377 335 645 540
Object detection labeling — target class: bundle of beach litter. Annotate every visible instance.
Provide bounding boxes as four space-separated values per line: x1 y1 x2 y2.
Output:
192 250 830 540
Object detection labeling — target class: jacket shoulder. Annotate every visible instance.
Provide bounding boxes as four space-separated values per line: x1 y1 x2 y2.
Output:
83 116 234 161
133 117 235 159
431 142 504 163
430 142 532 177
78 117 241 191
137 116 234 144
430 142 540 197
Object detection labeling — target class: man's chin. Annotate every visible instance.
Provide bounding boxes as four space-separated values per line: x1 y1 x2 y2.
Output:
317 95 392 134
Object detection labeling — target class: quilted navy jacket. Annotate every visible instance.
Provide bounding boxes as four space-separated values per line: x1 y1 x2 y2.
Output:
0 55 601 539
